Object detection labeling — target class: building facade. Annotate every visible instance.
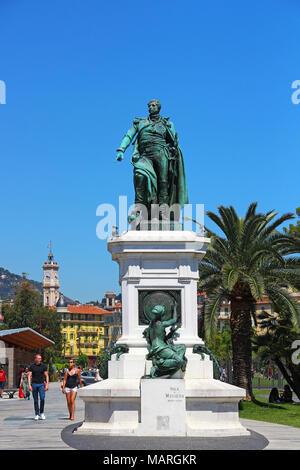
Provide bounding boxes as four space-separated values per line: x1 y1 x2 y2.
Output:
56 293 122 364
42 248 123 362
197 291 299 333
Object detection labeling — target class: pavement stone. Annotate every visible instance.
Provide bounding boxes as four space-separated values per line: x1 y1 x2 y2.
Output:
0 381 299 450
0 381 84 450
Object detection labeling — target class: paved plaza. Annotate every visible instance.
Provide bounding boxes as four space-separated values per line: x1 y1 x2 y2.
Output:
0 382 299 450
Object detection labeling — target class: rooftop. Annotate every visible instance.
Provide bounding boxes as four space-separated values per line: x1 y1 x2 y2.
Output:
67 305 111 315
0 327 54 350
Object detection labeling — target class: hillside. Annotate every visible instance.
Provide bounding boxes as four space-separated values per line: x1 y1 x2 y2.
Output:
0 267 74 304
0 267 43 299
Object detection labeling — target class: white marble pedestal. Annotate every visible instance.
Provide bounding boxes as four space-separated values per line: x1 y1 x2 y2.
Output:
76 230 249 437
139 379 186 436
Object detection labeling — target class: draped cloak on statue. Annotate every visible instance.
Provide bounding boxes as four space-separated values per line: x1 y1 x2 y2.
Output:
118 116 188 208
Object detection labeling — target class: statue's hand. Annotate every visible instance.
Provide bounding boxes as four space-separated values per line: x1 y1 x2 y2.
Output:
116 151 124 162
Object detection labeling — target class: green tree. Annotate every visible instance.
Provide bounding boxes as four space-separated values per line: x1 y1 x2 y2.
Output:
96 349 107 367
284 207 300 236
283 207 300 256
1 280 40 330
206 326 232 365
199 203 300 400
253 308 300 399
1 280 62 367
38 306 62 366
77 354 89 369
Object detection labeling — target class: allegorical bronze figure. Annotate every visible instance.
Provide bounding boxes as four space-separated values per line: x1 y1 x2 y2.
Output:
116 100 188 220
142 303 187 378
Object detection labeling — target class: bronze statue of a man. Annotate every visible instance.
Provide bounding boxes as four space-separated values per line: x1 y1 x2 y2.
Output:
116 100 188 219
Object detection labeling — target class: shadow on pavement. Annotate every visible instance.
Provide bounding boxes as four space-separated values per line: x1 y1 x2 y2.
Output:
61 422 269 451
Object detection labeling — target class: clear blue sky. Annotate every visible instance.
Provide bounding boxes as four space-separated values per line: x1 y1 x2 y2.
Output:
1 0 299 302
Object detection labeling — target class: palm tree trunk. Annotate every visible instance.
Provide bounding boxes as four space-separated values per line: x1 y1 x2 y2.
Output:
230 302 253 400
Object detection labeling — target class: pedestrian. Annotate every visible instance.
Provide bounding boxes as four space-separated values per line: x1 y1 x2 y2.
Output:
0 366 7 398
268 365 273 380
62 359 82 420
221 369 227 382
268 387 280 404
280 384 293 403
94 368 103 382
28 353 49 420
20 366 30 400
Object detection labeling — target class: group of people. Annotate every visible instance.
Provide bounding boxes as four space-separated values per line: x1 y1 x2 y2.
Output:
260 365 275 380
29 354 85 421
269 385 294 404
1 354 86 421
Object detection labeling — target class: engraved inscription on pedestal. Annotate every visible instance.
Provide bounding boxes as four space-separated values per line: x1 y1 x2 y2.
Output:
165 385 185 402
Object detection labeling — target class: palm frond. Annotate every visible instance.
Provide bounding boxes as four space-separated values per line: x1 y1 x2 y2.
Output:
205 289 227 339
266 285 300 328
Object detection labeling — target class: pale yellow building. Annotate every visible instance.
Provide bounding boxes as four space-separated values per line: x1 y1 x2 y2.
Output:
56 294 122 364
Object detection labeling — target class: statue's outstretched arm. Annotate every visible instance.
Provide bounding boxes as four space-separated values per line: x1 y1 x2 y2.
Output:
162 318 177 327
162 302 178 327
116 122 138 161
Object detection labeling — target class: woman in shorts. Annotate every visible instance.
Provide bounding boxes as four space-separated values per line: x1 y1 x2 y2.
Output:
62 359 82 420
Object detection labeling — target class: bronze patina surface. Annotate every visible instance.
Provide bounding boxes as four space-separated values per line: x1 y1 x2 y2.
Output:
116 99 188 222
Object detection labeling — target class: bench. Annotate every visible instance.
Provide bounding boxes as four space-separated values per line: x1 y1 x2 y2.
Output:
3 388 18 399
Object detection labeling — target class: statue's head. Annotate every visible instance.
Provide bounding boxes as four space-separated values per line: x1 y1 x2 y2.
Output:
148 99 161 115
151 304 165 319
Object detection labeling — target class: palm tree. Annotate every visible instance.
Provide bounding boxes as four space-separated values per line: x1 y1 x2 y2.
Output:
199 203 300 400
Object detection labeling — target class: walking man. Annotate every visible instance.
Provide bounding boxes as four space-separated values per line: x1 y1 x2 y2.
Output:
28 354 49 420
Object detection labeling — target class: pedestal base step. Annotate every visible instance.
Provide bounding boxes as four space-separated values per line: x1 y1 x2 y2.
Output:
76 378 250 437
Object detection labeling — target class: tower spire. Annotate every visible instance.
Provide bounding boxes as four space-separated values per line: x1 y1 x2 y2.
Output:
47 240 53 261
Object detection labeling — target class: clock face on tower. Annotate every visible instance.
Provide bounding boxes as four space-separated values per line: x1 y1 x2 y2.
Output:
44 272 51 281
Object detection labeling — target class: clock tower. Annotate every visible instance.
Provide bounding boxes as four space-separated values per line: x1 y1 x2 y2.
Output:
43 243 59 307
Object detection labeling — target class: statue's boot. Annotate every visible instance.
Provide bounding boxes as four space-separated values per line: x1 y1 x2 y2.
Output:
158 181 169 221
